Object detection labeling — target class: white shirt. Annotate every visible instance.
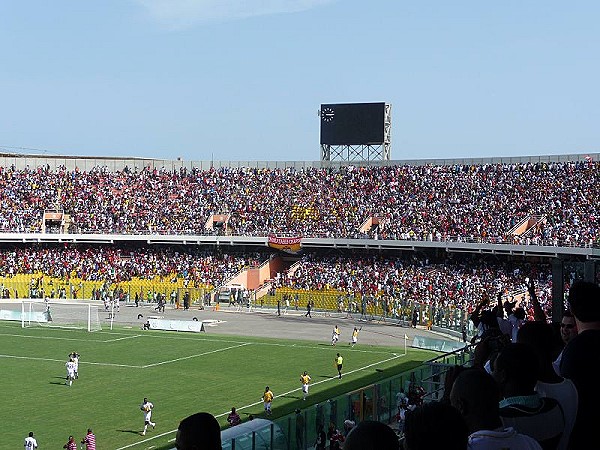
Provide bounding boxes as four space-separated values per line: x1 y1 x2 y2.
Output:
66 360 76 374
396 391 407 406
535 378 578 450
141 401 154 421
552 350 563 375
24 436 38 450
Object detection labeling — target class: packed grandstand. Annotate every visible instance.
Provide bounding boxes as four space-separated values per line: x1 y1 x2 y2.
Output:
0 153 598 326
1 156 599 247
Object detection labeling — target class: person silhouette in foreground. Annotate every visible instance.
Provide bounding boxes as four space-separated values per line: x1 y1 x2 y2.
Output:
559 280 600 449
174 412 221 450
402 401 468 450
450 367 542 449
517 320 578 450
492 342 565 450
344 420 400 450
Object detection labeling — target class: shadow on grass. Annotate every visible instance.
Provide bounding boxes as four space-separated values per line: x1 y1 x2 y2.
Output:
316 374 338 379
279 394 301 400
117 429 142 435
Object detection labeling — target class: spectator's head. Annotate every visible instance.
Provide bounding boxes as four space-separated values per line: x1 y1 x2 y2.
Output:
503 300 517 314
492 342 539 397
175 412 221 450
439 365 466 404
513 306 526 320
517 320 562 367
344 420 400 450
472 330 510 371
402 402 468 450
568 280 600 326
479 310 498 329
343 419 356 433
560 309 578 344
450 367 502 433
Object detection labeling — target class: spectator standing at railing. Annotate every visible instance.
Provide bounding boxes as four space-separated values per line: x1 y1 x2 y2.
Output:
295 409 305 450
315 423 327 450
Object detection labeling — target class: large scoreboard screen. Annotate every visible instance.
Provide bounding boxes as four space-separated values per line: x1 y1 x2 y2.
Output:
320 102 385 145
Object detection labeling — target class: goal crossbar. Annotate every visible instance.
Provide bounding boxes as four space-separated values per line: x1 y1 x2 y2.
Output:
0 300 102 332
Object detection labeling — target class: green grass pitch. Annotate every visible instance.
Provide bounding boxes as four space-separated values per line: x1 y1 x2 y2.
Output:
0 322 437 449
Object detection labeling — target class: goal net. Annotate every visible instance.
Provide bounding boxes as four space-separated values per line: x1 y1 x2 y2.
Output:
1 300 102 332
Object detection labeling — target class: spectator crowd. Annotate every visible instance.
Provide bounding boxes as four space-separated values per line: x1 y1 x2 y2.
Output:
0 245 263 293
275 253 554 319
0 160 599 246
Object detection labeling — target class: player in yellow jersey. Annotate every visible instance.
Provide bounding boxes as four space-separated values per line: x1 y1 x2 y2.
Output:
300 371 312 400
350 326 361 347
262 386 274 415
336 353 343 379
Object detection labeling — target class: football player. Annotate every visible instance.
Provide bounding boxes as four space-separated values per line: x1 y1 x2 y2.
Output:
140 397 156 435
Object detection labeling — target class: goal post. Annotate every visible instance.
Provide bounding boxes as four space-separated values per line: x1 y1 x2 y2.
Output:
8 300 102 332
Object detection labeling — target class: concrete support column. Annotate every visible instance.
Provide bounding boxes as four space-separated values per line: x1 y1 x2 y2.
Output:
584 260 596 283
551 259 564 323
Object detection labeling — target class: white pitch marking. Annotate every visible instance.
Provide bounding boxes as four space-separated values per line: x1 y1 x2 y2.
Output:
102 334 143 343
0 332 107 343
141 343 251 368
0 354 142 368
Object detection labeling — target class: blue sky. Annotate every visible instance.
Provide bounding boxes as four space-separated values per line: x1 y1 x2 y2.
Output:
1 1 598 162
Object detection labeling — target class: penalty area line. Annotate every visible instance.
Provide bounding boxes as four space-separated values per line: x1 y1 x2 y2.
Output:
141 343 251 368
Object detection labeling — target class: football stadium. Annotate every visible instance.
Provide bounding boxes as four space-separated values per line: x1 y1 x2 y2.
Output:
3 3 599 448
1 146 599 449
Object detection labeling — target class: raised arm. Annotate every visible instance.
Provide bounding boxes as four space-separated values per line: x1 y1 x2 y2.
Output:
528 277 547 322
